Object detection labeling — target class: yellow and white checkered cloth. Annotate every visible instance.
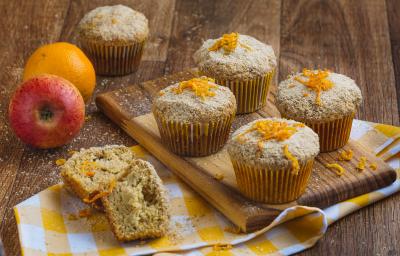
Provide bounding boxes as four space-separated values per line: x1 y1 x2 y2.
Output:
14 120 400 256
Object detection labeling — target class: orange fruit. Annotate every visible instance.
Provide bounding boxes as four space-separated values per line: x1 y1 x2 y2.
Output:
23 42 96 102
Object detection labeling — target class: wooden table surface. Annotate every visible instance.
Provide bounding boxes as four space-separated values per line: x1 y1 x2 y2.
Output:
0 1 399 255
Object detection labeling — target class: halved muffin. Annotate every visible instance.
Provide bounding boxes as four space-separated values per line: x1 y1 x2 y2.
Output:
102 159 169 241
60 145 135 209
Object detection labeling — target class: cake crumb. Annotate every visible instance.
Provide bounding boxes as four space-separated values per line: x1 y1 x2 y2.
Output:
55 158 66 166
68 150 78 155
214 173 224 181
213 243 233 251
67 214 79 221
224 225 242 234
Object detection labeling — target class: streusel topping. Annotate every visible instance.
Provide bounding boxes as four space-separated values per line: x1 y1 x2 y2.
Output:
227 118 319 171
152 78 236 123
276 71 362 122
194 34 276 80
77 5 149 43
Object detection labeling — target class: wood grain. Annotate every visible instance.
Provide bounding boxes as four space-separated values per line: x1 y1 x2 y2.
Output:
0 0 398 255
96 70 396 231
280 0 399 126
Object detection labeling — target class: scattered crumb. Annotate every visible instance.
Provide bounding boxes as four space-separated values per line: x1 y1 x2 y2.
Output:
68 150 78 155
288 84 295 88
303 93 309 97
214 173 224 181
67 214 79 221
67 208 92 221
356 156 367 171
338 149 354 161
213 243 233 251
79 208 92 218
326 163 345 176
55 158 66 166
85 115 92 121
224 225 242 234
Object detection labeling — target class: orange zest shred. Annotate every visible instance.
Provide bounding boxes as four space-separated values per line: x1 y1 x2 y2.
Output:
356 156 367 171
158 91 165 96
78 208 92 218
81 161 98 172
303 93 309 97
236 120 305 150
85 170 95 177
235 120 304 175
55 158 66 166
338 149 354 161
83 179 116 204
369 162 378 171
326 163 345 176
294 68 334 106
213 243 233 251
208 32 251 54
283 144 300 175
173 77 217 100
67 214 78 221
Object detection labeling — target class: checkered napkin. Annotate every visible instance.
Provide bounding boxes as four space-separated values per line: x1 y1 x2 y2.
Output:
14 120 399 256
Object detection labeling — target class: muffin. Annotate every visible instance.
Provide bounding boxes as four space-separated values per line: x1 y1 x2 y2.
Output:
227 118 319 203
193 32 276 114
276 69 362 152
60 145 135 209
102 159 169 242
77 5 149 76
152 76 236 156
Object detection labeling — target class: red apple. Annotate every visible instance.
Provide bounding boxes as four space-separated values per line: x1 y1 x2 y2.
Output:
8 74 85 149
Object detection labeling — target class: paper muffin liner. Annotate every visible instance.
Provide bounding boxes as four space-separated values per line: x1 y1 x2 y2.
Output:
153 112 235 157
305 113 355 152
79 39 145 76
231 158 314 204
211 69 275 114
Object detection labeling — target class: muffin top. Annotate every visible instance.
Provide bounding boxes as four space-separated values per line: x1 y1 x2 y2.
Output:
152 77 236 123
276 69 363 122
227 118 319 173
193 33 276 80
77 5 149 43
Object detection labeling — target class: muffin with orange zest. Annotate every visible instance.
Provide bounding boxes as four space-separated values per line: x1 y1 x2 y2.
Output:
276 69 362 152
227 118 319 203
193 33 276 114
152 77 236 156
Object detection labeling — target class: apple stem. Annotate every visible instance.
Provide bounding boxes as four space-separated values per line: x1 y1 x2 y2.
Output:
40 106 53 121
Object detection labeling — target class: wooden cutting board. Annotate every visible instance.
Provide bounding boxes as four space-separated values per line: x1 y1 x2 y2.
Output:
96 69 396 232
